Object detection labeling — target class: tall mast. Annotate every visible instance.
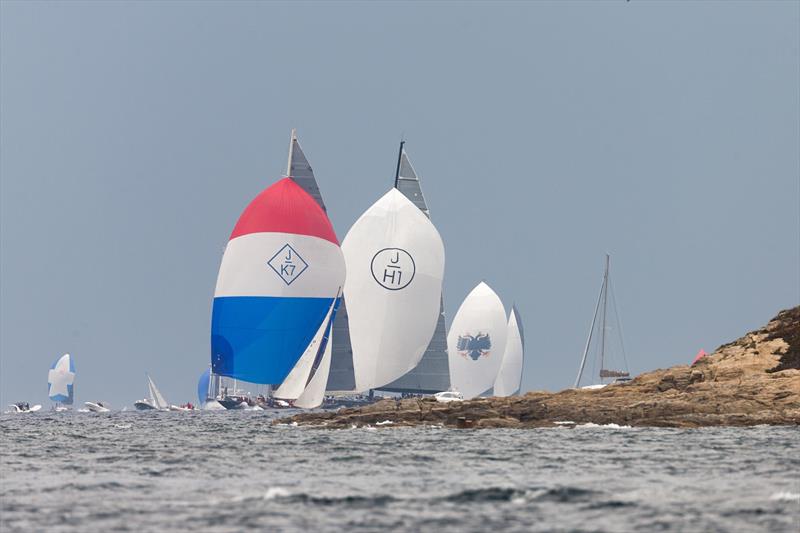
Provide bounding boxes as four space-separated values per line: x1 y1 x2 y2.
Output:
393 140 405 189
574 267 605 388
286 128 297 176
598 254 610 382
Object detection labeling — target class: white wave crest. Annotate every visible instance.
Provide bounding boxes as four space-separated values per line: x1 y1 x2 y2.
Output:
263 487 291 500
576 423 632 429
770 492 800 502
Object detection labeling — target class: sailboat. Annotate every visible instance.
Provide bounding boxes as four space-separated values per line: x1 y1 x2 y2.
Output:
574 254 631 389
209 165 345 401
377 143 452 395
48 353 75 411
341 149 445 391
134 374 169 410
447 281 508 399
493 307 525 397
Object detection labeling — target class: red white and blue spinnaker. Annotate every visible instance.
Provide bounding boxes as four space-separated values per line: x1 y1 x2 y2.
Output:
211 177 345 386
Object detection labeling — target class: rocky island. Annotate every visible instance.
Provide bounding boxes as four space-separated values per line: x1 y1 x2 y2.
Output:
276 306 800 429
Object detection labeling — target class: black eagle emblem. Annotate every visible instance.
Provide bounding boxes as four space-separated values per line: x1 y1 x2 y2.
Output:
457 333 492 361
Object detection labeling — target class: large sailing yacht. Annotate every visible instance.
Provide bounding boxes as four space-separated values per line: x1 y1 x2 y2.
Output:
574 254 631 389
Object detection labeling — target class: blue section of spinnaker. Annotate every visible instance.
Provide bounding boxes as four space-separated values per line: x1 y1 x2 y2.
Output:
211 296 334 385
197 368 211 404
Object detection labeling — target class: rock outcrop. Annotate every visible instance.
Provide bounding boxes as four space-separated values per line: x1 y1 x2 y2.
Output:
276 307 800 429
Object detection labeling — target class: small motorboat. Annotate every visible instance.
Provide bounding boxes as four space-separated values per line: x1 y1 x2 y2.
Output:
8 402 42 413
134 399 157 411
85 401 110 413
169 403 194 411
217 395 249 410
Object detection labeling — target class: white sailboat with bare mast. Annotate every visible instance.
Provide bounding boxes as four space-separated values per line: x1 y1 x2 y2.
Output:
574 254 631 389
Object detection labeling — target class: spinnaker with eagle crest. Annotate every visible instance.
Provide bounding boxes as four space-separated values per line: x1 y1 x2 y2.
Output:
447 281 508 399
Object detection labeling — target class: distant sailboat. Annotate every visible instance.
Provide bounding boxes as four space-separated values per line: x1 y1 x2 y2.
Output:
135 374 169 410
48 353 75 411
210 173 345 388
342 174 445 391
493 307 525 397
574 254 631 389
447 282 508 399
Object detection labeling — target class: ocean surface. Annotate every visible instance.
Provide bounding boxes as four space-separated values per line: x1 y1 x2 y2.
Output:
1 411 798 533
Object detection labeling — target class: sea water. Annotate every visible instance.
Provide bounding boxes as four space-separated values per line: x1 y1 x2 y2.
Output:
1 411 798 532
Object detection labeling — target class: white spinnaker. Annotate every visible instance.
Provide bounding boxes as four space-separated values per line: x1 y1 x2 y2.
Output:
342 188 445 392
295 326 333 408
493 307 524 397
447 282 508 399
147 375 168 410
274 295 338 400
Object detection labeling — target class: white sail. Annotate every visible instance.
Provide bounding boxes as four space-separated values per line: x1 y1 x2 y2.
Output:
447 282 508 399
274 295 339 400
493 306 525 397
342 188 445 392
294 326 333 409
48 353 75 405
147 374 168 410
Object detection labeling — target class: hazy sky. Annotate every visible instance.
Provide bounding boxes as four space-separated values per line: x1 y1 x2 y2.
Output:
1 1 798 407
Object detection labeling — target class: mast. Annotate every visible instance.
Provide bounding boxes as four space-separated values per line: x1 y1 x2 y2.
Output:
599 254 610 382
393 140 405 189
574 273 604 388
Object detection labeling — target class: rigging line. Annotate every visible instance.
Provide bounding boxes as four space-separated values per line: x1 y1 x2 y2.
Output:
608 278 630 373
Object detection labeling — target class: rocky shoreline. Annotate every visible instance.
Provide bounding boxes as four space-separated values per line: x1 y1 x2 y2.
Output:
276 307 800 429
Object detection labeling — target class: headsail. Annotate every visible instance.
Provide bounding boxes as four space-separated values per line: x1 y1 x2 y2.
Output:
211 177 345 384
274 291 340 400
379 146 451 393
493 306 525 396
295 300 339 408
48 353 75 405
342 188 445 391
447 282 508 399
147 374 168 410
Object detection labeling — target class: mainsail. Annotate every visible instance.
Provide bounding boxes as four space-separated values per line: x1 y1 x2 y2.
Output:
342 187 445 391
210 177 346 385
147 374 168 410
447 281 508 399
574 254 630 387
493 306 525 396
48 353 75 405
285 131 356 393
378 146 451 394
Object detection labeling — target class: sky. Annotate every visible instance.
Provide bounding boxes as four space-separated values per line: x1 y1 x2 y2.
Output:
1 1 798 407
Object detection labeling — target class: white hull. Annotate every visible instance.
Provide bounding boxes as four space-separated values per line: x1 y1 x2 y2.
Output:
85 402 110 413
